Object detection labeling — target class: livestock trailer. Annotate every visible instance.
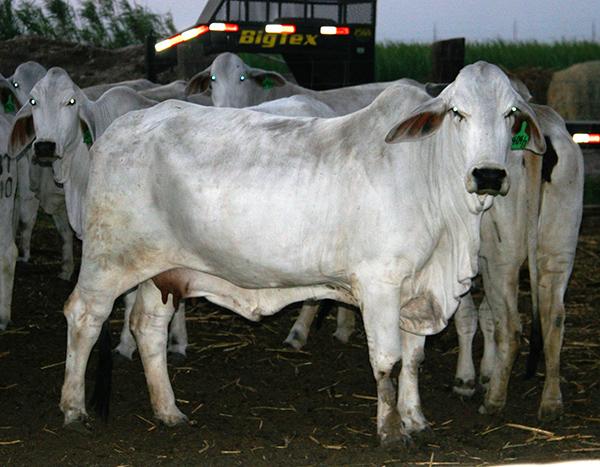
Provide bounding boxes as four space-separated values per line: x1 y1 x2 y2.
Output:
148 0 377 90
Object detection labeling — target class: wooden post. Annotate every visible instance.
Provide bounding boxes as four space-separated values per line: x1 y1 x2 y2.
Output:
431 37 465 82
145 33 157 82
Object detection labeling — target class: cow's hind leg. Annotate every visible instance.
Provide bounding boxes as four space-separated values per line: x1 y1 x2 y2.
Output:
333 305 356 344
0 241 18 330
453 293 477 397
60 286 115 426
478 296 496 389
131 280 187 426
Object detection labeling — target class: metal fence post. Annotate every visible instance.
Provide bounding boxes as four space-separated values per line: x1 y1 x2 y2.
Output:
431 37 465 82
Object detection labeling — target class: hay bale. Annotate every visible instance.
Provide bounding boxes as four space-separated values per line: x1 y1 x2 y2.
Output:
547 61 600 120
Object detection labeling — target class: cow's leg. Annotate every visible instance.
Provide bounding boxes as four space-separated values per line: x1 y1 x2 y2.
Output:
479 261 521 416
283 300 319 350
397 330 429 434
114 289 138 360
333 305 356 344
0 241 18 330
360 281 406 446
60 286 115 425
17 195 39 262
167 301 187 358
478 296 496 389
52 207 74 281
453 293 477 397
537 255 572 421
131 280 187 426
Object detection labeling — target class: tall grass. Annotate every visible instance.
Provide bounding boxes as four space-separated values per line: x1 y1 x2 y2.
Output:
0 0 175 48
376 40 600 82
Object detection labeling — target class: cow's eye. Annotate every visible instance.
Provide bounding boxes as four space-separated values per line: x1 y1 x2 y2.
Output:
239 74 246 82
451 106 464 121
210 75 216 82
12 81 19 88
29 98 36 106
506 106 519 117
67 98 76 106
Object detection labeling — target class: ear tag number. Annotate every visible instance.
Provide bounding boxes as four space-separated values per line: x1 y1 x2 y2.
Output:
511 121 529 150
83 128 93 146
262 77 274 90
4 94 15 113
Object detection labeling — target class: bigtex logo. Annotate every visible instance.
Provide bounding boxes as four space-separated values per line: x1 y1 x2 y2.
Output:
239 30 317 47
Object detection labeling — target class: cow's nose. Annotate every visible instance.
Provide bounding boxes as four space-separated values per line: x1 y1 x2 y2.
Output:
471 167 507 195
33 141 57 158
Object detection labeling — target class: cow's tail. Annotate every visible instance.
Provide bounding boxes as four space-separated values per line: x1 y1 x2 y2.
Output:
90 319 112 421
524 151 543 379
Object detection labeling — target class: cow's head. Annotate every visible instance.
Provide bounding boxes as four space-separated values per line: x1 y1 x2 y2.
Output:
9 67 94 183
386 61 545 208
185 52 286 108
0 61 47 112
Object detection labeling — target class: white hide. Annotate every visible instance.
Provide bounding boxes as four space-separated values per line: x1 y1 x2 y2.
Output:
139 80 187 102
0 114 17 330
83 78 159 101
187 52 423 114
59 62 546 446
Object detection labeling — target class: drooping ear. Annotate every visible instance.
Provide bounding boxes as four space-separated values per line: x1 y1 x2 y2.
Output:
78 100 97 145
8 103 34 159
424 82 449 97
511 101 546 155
185 65 212 96
385 97 447 144
247 68 286 90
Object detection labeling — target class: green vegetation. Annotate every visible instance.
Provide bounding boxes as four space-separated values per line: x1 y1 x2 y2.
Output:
0 0 175 48
376 40 600 82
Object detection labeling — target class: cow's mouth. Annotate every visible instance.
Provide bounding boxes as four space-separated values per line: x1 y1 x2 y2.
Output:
33 154 59 167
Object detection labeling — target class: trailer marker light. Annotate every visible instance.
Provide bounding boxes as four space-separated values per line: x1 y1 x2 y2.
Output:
573 133 600 144
265 24 296 34
320 26 350 35
155 25 209 52
209 22 239 32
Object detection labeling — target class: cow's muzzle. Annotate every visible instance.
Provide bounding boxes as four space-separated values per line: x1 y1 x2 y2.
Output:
33 141 58 166
466 166 509 196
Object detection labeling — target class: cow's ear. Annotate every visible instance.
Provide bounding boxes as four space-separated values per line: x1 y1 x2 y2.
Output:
185 66 212 96
385 97 447 143
511 102 546 155
9 103 34 159
247 68 286 90
78 100 97 146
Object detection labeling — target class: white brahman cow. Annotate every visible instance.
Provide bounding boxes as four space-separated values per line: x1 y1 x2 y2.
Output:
0 113 17 330
0 61 74 280
82 78 159 101
453 102 583 421
57 62 545 445
8 67 188 359
185 52 421 114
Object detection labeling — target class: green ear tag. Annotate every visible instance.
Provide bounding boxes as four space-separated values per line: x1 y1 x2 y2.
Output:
262 77 274 90
511 121 529 150
4 94 15 114
83 128 93 146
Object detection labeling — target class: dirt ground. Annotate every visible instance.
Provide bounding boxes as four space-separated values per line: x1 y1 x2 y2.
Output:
0 213 598 466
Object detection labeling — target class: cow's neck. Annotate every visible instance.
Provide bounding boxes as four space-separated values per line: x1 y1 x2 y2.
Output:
62 137 90 239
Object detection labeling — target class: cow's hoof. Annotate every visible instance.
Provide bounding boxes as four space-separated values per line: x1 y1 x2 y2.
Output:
380 411 412 449
113 348 135 364
0 319 10 331
17 255 30 263
156 410 189 427
168 351 187 366
538 400 563 422
333 327 353 344
283 330 307 350
479 399 505 416
65 419 92 435
453 378 476 398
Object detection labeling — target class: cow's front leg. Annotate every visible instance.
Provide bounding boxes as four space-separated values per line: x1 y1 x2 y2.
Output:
60 287 114 426
17 195 38 263
478 296 496 389
52 207 74 281
360 281 407 447
397 330 429 434
0 241 18 330
284 300 319 350
131 280 187 426
167 301 188 358
333 305 356 344
453 293 477 397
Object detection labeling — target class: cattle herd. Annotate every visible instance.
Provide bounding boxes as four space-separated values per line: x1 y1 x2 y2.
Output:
0 52 584 448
